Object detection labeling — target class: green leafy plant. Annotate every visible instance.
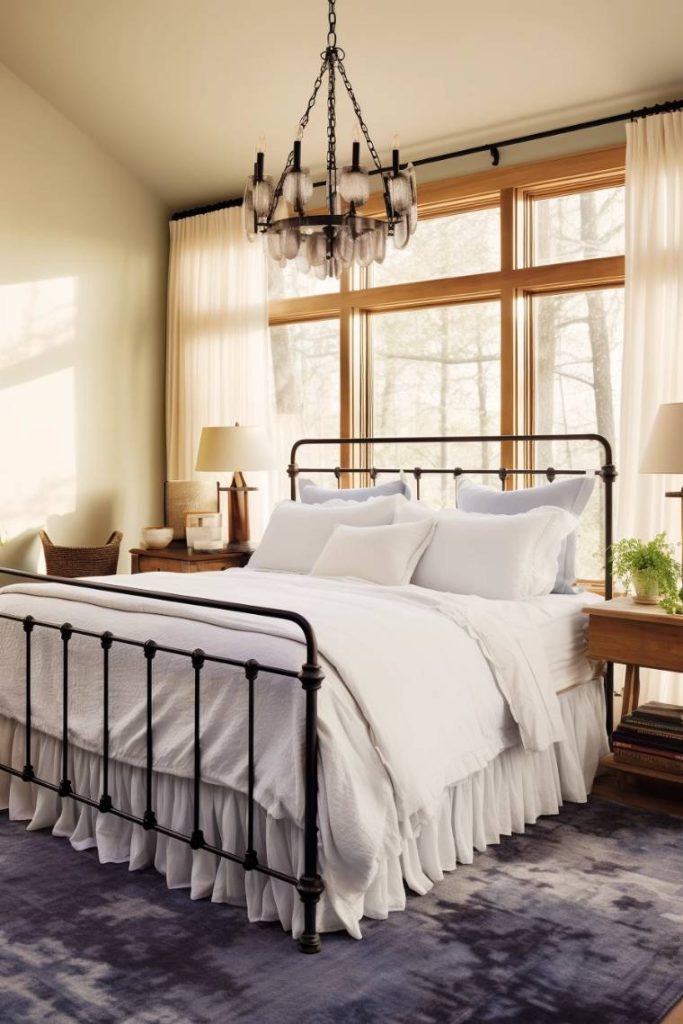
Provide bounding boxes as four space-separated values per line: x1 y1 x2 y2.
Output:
611 533 681 610
660 590 683 615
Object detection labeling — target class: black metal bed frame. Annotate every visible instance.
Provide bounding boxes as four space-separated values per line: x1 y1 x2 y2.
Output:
0 574 325 954
0 432 615 955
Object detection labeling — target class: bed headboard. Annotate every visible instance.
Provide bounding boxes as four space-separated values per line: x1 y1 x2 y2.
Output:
288 431 617 595
288 432 617 732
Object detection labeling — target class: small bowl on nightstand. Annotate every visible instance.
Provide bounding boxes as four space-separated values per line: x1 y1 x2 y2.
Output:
141 526 174 550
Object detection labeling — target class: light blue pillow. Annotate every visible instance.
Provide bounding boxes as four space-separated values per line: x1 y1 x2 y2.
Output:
456 475 595 594
299 477 411 503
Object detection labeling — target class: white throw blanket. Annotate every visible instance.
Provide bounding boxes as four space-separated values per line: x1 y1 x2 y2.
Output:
0 569 565 934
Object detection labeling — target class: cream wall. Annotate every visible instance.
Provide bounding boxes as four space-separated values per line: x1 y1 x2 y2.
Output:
0 61 168 575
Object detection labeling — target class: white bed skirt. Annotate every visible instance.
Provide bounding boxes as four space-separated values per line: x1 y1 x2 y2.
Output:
0 678 608 940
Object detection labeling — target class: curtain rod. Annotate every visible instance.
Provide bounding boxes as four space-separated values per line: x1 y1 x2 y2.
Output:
170 96 683 222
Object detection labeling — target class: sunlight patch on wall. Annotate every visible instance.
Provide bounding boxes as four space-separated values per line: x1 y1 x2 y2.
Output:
0 277 77 539
0 276 77 370
0 368 77 538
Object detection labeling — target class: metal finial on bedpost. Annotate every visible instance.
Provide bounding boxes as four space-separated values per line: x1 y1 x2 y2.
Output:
297 659 325 954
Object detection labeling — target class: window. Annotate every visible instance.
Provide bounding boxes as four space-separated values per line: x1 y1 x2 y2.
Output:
372 303 500 505
533 287 624 578
268 259 339 300
370 207 500 288
269 319 340 487
532 186 625 266
268 148 626 581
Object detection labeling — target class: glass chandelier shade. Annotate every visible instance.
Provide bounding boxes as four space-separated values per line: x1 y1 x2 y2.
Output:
243 0 417 278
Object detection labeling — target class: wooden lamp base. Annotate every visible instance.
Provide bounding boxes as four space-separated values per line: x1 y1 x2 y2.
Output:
218 473 257 548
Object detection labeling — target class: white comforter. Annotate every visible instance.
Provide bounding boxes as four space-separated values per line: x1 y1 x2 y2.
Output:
0 568 565 935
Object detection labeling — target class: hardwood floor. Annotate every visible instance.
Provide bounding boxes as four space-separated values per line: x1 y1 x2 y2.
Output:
592 767 682 1023
592 768 683 820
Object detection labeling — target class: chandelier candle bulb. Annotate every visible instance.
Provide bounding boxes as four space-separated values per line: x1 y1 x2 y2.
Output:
392 133 400 174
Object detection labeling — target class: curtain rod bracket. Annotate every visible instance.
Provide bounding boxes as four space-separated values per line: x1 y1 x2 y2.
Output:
489 146 500 167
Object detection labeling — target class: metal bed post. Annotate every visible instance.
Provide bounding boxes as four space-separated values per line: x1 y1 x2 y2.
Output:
21 616 35 783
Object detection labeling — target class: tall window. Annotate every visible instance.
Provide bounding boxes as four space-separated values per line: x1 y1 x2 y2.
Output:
268 148 626 579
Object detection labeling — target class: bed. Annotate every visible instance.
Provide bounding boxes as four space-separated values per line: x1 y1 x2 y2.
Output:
0 433 617 953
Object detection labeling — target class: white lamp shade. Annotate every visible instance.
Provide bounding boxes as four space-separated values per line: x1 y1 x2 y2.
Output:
195 425 275 473
640 403 683 474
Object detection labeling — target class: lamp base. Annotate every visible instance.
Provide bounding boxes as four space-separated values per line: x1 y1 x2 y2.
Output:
217 474 258 547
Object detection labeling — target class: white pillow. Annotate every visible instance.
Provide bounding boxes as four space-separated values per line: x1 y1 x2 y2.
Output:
456 475 595 594
395 502 577 599
310 519 436 586
250 496 400 573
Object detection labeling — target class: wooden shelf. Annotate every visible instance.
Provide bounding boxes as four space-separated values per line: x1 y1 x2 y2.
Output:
600 753 683 788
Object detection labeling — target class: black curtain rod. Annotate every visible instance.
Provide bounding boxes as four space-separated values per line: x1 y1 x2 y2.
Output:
170 96 683 222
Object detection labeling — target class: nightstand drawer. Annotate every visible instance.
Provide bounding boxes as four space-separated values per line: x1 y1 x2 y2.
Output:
187 558 238 572
587 615 683 673
136 555 191 572
130 545 252 574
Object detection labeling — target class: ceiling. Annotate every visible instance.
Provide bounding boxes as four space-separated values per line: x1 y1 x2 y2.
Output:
1 0 682 211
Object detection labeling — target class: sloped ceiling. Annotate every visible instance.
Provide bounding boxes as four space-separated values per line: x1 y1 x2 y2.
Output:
1 0 682 209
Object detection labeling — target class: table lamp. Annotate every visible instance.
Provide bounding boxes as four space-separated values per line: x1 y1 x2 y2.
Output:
640 401 683 592
195 424 274 548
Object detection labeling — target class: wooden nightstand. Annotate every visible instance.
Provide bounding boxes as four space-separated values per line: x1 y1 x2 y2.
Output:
130 542 252 574
584 596 683 785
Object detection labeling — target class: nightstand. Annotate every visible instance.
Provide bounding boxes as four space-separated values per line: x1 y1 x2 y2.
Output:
130 542 252 574
584 596 683 786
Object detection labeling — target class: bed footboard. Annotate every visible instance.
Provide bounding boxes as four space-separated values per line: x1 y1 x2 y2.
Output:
0 568 325 954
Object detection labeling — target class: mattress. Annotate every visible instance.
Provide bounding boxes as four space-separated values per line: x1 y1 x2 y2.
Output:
526 590 603 693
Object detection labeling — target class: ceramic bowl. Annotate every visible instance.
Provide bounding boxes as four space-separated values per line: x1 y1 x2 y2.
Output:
141 526 174 550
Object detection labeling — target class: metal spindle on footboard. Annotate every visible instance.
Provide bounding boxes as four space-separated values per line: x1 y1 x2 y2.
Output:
288 432 617 735
0 570 325 954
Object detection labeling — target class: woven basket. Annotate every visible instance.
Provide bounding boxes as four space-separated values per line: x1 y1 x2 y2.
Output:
39 530 123 578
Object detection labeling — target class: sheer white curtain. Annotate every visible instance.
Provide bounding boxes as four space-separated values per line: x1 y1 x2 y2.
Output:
166 207 276 538
618 111 683 703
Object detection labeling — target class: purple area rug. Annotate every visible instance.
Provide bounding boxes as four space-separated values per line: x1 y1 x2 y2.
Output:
0 798 681 1023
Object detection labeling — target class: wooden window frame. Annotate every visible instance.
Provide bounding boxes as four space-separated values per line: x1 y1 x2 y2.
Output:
268 144 626 473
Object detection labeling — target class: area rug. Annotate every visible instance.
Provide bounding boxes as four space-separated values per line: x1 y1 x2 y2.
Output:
0 798 681 1024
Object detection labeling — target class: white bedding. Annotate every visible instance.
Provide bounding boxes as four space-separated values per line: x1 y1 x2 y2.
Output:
506 590 603 693
0 568 603 938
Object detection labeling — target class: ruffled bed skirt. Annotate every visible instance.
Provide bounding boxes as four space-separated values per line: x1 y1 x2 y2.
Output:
0 678 608 940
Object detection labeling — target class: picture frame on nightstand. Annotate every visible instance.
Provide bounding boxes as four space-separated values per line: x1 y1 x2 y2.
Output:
164 480 219 541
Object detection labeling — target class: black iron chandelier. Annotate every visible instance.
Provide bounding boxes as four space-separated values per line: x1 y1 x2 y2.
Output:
243 0 417 278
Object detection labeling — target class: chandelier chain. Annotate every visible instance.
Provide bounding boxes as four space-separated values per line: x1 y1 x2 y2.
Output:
336 59 385 179
327 0 337 48
326 54 337 197
265 55 329 223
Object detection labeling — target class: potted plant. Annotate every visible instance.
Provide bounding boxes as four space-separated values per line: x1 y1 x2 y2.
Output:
611 533 681 606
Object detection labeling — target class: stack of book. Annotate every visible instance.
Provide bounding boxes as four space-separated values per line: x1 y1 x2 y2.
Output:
613 701 683 776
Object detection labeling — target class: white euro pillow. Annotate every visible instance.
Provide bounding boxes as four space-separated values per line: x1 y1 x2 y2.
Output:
250 495 401 573
395 502 577 599
310 519 436 586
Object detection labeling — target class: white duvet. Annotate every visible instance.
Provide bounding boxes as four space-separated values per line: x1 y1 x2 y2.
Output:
0 568 567 936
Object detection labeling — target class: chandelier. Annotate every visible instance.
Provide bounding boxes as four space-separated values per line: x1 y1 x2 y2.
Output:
243 0 417 278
